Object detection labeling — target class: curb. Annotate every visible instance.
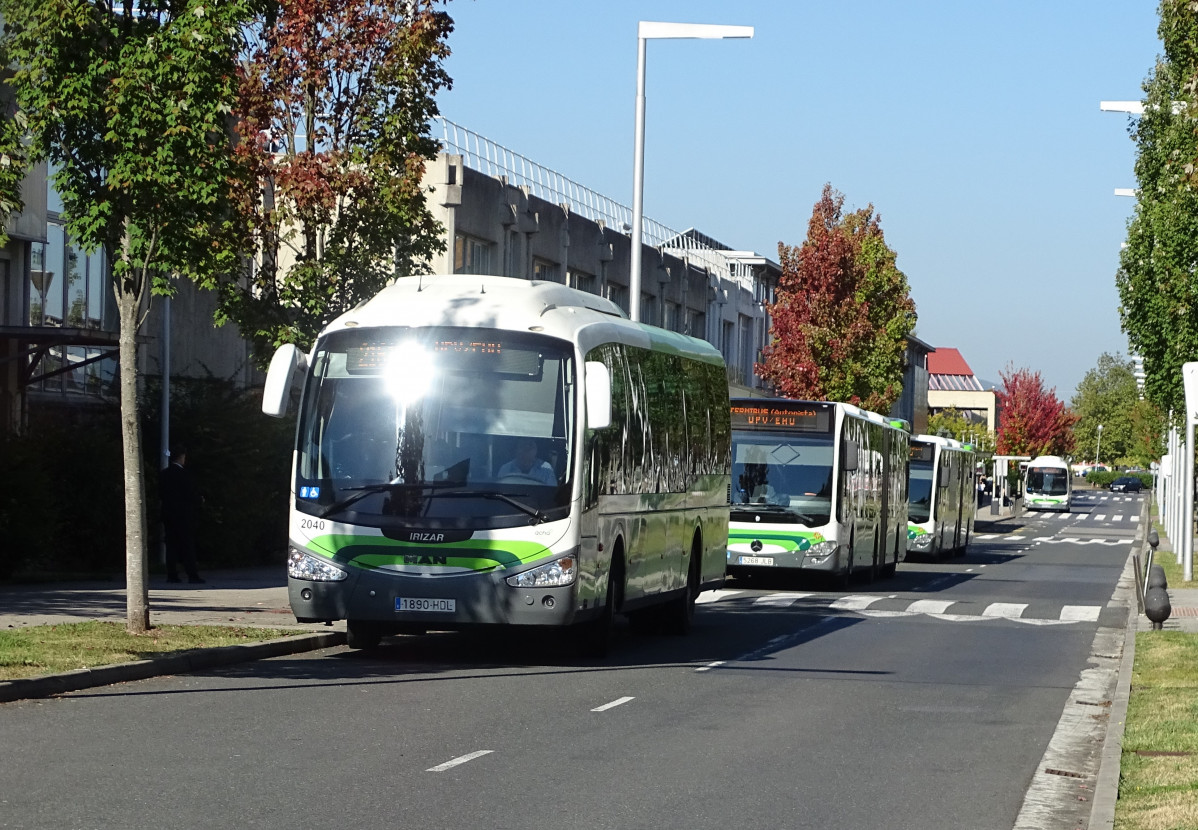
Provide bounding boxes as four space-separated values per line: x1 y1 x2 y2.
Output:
0 630 346 703
1087 494 1149 828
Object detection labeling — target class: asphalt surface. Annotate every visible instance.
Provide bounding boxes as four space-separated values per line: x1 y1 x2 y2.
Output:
2 494 1196 830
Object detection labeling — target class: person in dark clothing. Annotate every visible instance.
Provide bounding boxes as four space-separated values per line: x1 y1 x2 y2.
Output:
160 445 204 584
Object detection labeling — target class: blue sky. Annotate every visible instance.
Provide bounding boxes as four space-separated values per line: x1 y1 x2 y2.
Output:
437 1 1161 401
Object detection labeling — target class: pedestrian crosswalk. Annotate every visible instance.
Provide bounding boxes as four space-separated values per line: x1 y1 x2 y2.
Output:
973 533 1125 546
696 590 1105 625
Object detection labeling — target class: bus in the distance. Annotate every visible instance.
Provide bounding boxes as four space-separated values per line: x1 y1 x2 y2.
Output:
1023 455 1072 512
262 274 731 653
906 435 977 558
727 398 909 585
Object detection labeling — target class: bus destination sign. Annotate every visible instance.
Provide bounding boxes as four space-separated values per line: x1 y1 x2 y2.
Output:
730 402 832 433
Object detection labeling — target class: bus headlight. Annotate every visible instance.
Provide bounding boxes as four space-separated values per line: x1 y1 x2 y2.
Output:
506 555 576 588
288 549 348 581
808 541 838 558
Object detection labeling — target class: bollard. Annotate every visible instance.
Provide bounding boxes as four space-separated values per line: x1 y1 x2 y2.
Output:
1144 585 1172 630
1148 563 1169 590
1148 529 1160 550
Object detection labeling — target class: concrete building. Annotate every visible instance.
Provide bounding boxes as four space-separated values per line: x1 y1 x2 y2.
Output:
4 118 930 432
926 347 997 431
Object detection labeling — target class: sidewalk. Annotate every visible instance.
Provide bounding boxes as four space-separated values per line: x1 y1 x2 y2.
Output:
0 567 346 703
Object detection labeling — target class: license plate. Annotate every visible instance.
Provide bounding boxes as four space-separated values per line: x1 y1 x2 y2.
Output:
396 597 456 613
738 556 774 566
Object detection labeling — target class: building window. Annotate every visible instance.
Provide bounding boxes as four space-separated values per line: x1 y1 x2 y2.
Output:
686 308 704 339
664 301 681 332
454 233 493 275
533 258 563 284
605 283 629 315
568 269 596 294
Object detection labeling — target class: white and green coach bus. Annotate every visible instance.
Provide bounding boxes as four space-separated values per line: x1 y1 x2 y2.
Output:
1023 455 1072 512
262 275 731 652
726 399 909 585
906 435 977 558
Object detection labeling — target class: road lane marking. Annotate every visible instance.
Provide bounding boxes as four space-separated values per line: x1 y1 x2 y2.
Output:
753 592 813 606
1060 605 1102 622
983 602 1028 619
695 661 726 672
697 590 741 604
591 696 635 712
907 599 955 614
1113 515 1123 522
829 595 885 611
1004 535 1026 541
427 750 493 772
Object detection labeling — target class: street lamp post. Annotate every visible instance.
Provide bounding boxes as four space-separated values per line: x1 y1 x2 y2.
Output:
629 21 753 322
1095 424 1103 468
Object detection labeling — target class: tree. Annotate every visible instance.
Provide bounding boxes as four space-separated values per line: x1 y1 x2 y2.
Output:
994 366 1078 458
220 0 454 359
758 184 917 414
1117 0 1198 419
927 407 995 451
0 0 254 632
1070 353 1141 465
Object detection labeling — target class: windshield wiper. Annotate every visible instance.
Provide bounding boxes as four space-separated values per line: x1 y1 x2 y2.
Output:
318 480 459 519
430 490 548 524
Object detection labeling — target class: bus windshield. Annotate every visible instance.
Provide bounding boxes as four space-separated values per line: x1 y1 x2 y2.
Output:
1026 467 1069 495
729 432 834 525
908 459 934 523
293 327 575 528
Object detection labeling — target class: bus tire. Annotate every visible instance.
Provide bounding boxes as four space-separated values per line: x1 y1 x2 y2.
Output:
580 553 622 658
664 537 702 635
346 620 382 650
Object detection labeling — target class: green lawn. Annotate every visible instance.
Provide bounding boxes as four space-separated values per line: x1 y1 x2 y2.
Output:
0 621 303 681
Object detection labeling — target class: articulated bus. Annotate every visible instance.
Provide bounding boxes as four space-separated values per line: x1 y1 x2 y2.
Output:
726 399 909 585
1023 455 1072 512
906 435 977 558
262 275 731 652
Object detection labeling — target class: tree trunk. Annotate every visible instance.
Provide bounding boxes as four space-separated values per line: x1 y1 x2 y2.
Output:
118 271 150 634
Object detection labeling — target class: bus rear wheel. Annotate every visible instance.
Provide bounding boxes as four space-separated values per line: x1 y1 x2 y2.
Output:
664 543 701 635
346 620 382 650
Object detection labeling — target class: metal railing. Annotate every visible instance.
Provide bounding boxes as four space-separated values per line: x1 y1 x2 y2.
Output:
433 117 757 291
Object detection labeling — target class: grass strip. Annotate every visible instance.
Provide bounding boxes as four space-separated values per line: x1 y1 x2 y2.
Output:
1116 631 1198 830
0 621 304 681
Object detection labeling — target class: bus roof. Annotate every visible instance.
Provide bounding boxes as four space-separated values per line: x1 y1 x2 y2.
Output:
320 275 725 366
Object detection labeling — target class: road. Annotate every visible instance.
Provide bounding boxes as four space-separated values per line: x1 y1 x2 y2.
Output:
0 490 1141 830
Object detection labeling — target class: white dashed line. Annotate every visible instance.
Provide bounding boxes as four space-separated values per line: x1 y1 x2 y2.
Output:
1060 605 1102 622
427 750 493 772
983 602 1028 619
697 590 741 604
591 696 635 712
753 592 813 607
828 595 885 611
695 661 726 672
906 599 955 614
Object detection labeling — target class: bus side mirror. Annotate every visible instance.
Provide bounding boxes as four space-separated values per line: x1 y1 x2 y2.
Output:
262 343 307 418
841 439 859 472
585 361 612 429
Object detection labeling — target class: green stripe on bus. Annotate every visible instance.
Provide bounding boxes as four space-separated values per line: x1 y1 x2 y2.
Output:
307 535 552 569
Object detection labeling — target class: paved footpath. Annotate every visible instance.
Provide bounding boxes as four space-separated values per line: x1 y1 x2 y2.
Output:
0 567 347 703
0 566 344 632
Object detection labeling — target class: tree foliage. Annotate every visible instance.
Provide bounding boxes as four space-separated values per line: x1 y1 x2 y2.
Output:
758 184 917 414
994 366 1078 457
1117 0 1198 419
1070 352 1143 465
927 407 995 451
0 0 255 632
222 0 453 359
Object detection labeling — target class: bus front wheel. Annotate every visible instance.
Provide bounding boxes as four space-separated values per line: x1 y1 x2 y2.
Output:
346 620 382 650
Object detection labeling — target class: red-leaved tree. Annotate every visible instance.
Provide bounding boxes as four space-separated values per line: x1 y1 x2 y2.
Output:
758 184 916 413
995 366 1078 456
